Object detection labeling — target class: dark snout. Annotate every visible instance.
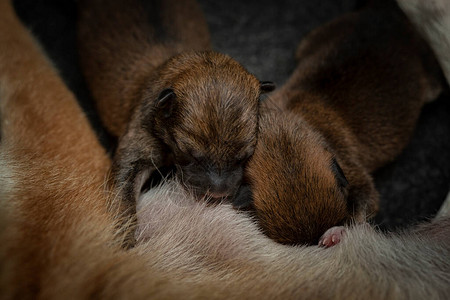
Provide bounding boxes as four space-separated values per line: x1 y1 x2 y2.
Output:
180 165 244 200
206 168 243 199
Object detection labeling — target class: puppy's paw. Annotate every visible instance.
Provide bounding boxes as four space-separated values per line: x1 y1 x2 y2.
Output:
318 226 346 248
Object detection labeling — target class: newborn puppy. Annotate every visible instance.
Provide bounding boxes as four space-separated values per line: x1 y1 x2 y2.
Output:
234 110 352 246
235 0 444 247
114 52 275 207
77 0 275 213
78 0 211 137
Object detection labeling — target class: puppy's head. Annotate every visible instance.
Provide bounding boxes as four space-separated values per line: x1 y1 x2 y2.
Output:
141 51 275 201
245 111 351 245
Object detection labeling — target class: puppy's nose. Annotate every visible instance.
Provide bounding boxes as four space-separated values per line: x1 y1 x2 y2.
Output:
207 172 232 198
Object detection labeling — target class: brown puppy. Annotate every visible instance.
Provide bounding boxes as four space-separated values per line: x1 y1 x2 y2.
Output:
235 1 444 246
77 0 275 212
78 0 211 137
235 110 352 245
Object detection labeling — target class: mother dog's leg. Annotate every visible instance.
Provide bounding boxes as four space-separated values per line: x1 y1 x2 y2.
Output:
0 1 180 298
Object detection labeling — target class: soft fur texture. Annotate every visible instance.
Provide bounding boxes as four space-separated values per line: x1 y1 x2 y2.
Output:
77 0 211 137
78 0 271 218
79 0 445 247
1 0 450 299
242 0 444 245
243 110 351 244
12 0 450 231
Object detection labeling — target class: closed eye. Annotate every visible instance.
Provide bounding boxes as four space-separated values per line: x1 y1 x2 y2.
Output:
330 158 349 190
188 150 206 166
236 156 248 164
235 152 253 165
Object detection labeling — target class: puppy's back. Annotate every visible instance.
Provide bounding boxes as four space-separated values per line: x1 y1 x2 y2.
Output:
77 0 211 137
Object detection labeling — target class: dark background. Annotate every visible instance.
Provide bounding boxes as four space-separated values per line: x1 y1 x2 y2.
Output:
12 0 450 231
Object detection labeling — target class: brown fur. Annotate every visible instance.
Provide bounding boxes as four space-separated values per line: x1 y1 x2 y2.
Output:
78 0 271 216
113 52 263 206
0 0 112 294
245 110 350 244
1 2 450 298
77 0 211 137
242 1 444 245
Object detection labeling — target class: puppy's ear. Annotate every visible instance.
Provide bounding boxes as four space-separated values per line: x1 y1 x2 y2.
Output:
260 81 276 93
331 158 349 190
157 88 176 118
